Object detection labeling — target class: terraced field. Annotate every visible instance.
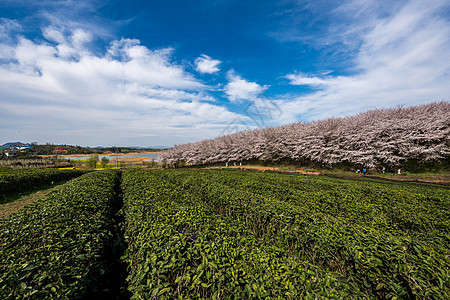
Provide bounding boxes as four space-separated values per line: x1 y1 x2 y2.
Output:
1 169 449 299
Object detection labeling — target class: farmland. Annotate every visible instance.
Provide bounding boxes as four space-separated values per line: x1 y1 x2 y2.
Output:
0 168 85 204
1 169 449 299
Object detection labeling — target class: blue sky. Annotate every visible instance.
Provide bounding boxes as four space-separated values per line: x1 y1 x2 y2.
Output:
1 0 449 147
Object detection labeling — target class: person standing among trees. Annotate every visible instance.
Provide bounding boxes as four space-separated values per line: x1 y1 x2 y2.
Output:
363 168 367 175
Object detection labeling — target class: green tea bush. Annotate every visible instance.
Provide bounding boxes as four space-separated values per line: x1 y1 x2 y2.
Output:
0 168 85 199
0 170 120 299
159 169 450 299
1 168 447 299
121 170 359 299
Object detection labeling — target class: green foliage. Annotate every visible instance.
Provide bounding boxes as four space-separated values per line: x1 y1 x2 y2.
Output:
0 168 85 201
100 156 109 168
32 143 160 155
122 169 450 299
1 168 448 298
0 170 120 299
86 154 99 169
121 170 356 299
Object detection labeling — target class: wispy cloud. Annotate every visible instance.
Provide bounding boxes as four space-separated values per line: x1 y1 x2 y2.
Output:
271 0 404 52
195 54 221 74
285 73 329 86
224 71 268 102
281 0 450 123
4 0 120 42
0 18 21 42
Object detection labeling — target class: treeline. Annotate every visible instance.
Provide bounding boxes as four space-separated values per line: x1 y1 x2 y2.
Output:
33 144 154 155
33 144 114 155
161 102 450 169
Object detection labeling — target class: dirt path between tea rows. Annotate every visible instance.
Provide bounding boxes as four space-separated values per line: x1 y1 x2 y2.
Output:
0 184 62 219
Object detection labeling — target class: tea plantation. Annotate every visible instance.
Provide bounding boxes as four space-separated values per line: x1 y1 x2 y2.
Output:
0 168 85 202
1 169 449 299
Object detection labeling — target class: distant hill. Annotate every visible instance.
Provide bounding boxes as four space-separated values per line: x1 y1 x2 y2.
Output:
1 142 29 148
160 102 450 171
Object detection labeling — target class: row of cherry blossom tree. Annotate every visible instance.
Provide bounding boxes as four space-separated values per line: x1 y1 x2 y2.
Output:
160 102 449 168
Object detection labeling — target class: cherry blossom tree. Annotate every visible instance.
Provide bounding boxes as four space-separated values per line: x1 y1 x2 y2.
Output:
160 102 449 168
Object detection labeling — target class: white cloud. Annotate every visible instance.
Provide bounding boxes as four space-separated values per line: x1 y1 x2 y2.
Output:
195 54 221 74
0 26 243 146
43 26 66 44
224 71 268 102
281 0 450 123
285 73 328 86
70 29 92 48
0 18 21 41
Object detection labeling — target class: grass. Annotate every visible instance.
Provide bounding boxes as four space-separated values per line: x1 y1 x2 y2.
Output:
210 162 450 185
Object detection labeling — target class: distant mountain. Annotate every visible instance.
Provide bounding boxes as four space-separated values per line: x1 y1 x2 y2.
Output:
1 142 29 148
